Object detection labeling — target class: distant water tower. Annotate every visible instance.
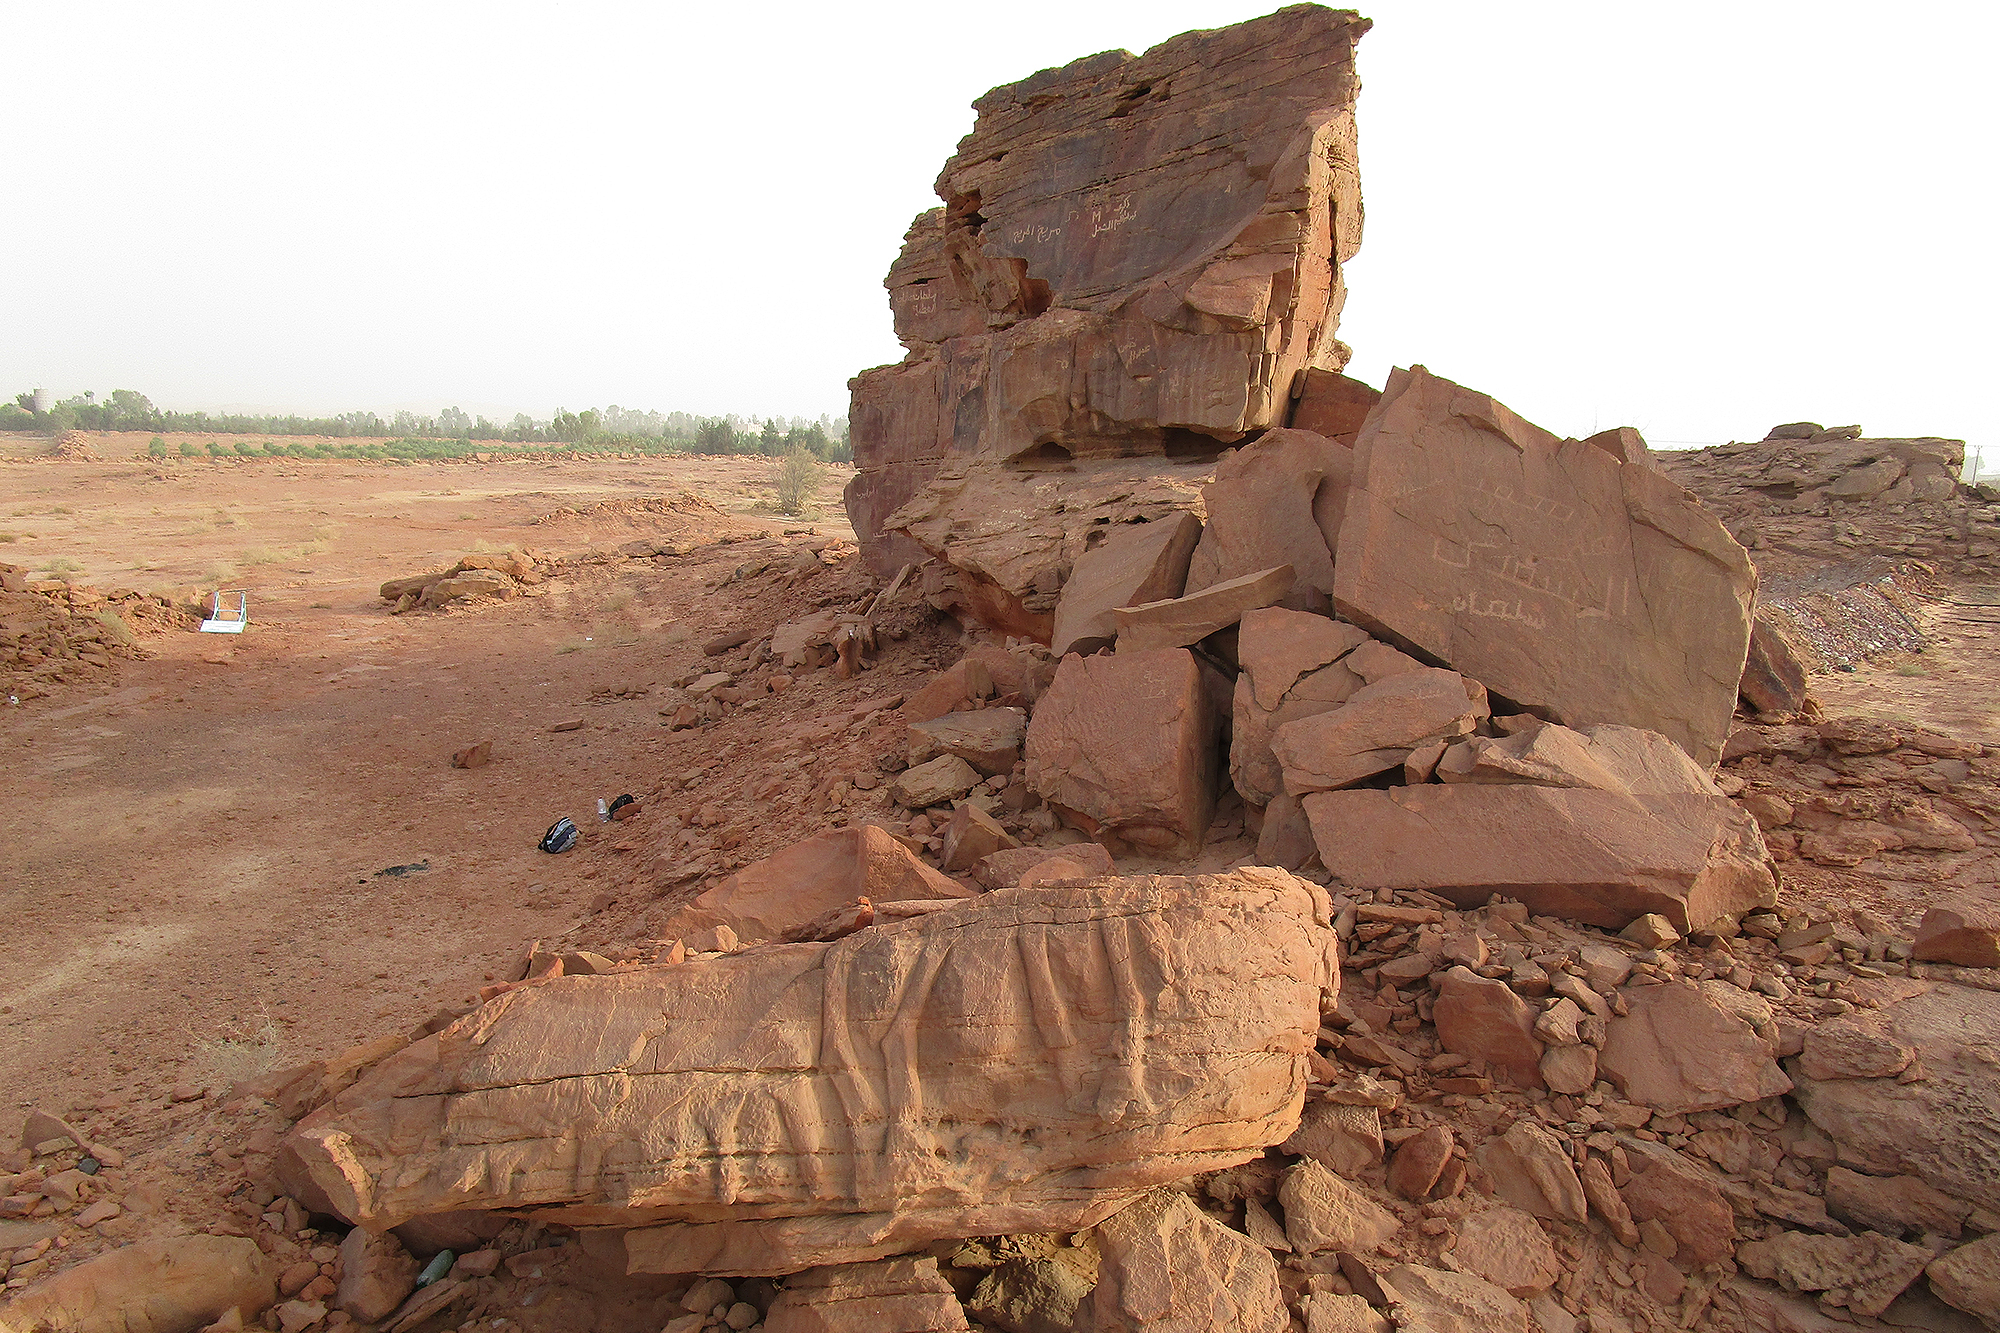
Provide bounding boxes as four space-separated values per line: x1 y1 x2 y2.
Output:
28 389 49 412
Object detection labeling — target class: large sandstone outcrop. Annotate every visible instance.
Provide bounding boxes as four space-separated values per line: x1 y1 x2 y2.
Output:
278 870 1335 1275
849 6 1369 574
0 1236 274 1333
1333 366 1756 765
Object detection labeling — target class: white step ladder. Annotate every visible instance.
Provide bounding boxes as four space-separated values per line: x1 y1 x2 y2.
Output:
200 589 249 633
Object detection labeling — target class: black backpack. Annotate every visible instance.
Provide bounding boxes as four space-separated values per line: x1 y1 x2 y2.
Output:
539 817 579 854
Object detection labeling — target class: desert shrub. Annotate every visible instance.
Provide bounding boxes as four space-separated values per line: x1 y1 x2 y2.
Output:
775 447 822 516
178 440 198 456
147 437 168 457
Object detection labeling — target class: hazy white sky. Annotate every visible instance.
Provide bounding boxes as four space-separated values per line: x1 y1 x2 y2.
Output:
5 1 1994 454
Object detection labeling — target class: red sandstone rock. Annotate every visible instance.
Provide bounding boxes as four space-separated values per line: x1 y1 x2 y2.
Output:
1333 366 1755 766
1289 370 1380 445
1184 430 1350 612
1272 667 1485 792
1303 785 1776 932
1113 566 1295 653
1740 613 1811 713
659 826 969 945
278 871 1335 1276
1025 648 1223 855
1912 897 2000 967
0 1236 275 1333
1598 981 1791 1114
1050 513 1202 657
1443 1207 1560 1298
763 1257 970 1333
1086 1190 1288 1333
1431 966 1543 1088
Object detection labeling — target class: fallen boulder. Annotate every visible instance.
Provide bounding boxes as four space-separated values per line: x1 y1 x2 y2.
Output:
0 1236 274 1333
1302 786 1777 931
1113 565 1295 653
1025 648 1224 855
1333 366 1755 765
763 1257 970 1333
1432 721 1717 796
1183 429 1351 612
277 870 1334 1275
1272 666 1485 793
1736 1231 1931 1319
1912 898 2000 967
1598 980 1792 1114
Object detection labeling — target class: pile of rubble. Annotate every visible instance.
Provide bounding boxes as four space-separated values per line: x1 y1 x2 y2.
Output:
377 552 544 614
8 8 2000 1333
0 565 194 698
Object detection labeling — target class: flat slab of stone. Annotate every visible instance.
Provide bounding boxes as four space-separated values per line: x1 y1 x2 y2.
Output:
1598 980 1792 1114
1302 785 1777 931
1333 366 1755 766
1185 429 1350 612
1114 566 1294 653
278 870 1334 1276
1272 666 1485 792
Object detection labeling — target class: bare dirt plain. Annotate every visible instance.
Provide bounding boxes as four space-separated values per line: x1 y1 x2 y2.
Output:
0 434 907 1126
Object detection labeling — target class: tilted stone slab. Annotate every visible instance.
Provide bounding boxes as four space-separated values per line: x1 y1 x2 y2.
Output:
277 870 1335 1276
1333 366 1755 766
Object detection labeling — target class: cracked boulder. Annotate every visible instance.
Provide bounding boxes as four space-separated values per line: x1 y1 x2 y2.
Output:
1333 366 1755 766
276 870 1335 1277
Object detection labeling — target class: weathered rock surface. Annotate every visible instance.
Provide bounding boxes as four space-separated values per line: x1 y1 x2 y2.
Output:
1050 513 1202 656
1083 1190 1287 1333
1736 1231 1932 1318
1740 613 1810 713
1790 984 2000 1210
1598 980 1792 1114
334 1225 419 1321
1333 366 1755 766
1229 609 1374 804
1278 1159 1400 1255
661 826 970 945
277 871 1334 1275
895 754 985 808
0 1236 274 1333
1927 1234 2000 1326
1282 1100 1382 1177
849 7 1369 572
1824 1166 1969 1239
1273 667 1485 793
973 842 1114 892
1303 786 1777 931
1290 370 1380 444
909 707 1029 775
1617 1141 1736 1266
888 460 1212 639
1026 648 1223 855
1433 721 1717 797
968 1253 1095 1333
1380 1264 1529 1333
1114 566 1295 653
763 1257 970 1333
1184 429 1350 610
1441 1206 1559 1297
1479 1122 1586 1224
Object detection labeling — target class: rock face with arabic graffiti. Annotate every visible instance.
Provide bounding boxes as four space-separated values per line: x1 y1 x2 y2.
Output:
847 6 1369 573
1333 366 1757 766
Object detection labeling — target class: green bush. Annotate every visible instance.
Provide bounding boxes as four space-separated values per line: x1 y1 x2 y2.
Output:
775 448 822 516
178 440 198 457
147 436 168 457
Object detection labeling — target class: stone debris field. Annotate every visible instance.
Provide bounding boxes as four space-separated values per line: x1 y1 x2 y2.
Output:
6 8 2000 1333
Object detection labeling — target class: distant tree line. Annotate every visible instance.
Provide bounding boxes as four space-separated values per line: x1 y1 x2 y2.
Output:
0 389 851 462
